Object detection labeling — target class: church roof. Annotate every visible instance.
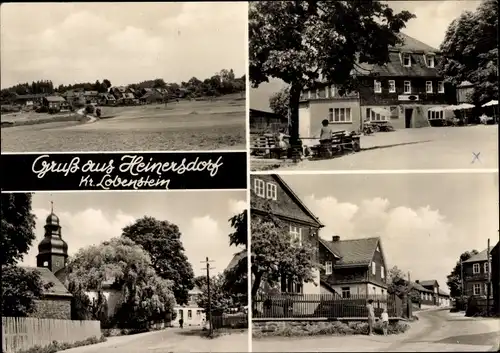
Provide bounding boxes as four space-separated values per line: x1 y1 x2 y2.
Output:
22 267 72 298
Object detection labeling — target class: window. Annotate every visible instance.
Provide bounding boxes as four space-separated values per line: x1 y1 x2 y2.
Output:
366 108 388 122
341 287 351 298
473 283 481 296
374 80 382 93
473 263 480 274
402 53 411 67
381 266 385 279
325 87 330 98
388 80 396 93
325 261 333 275
315 89 320 99
426 55 435 68
389 106 398 117
254 178 265 198
330 85 336 97
381 289 385 295
266 182 277 200
290 225 302 245
403 81 411 94
328 107 352 123
426 81 433 93
484 283 490 295
437 81 444 93
188 310 192 319
484 262 489 273
428 110 444 120
196 310 202 317
43 261 48 267
307 90 311 99
372 261 376 275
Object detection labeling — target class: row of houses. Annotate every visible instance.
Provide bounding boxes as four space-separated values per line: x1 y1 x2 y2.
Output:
251 33 486 136
12 86 172 110
250 174 451 309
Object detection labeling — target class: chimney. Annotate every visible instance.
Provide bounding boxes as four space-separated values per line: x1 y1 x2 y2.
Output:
332 235 340 242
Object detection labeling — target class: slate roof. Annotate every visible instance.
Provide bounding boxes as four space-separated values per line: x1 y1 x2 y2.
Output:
44 96 66 102
320 237 380 268
23 267 72 297
226 250 246 272
393 33 439 53
463 249 489 263
409 281 433 293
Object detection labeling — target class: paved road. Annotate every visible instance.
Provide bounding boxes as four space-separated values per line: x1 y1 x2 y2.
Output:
62 328 249 353
252 308 500 352
251 125 498 171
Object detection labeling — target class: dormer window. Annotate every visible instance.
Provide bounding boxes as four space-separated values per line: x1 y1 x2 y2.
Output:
374 80 382 93
402 53 411 67
426 55 435 68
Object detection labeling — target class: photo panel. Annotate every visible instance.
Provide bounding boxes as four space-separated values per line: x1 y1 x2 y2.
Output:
249 172 499 352
248 0 498 172
1 190 249 352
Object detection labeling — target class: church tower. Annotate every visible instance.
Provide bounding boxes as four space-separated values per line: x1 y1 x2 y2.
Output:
36 202 68 275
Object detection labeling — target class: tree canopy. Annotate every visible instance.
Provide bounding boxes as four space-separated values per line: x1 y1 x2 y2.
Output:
439 0 498 104
121 216 194 306
249 1 415 143
67 237 176 329
196 273 234 314
250 199 317 297
1 193 37 265
446 249 479 297
269 86 290 118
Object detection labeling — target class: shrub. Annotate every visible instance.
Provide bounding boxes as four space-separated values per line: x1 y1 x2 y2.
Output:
16 336 106 353
85 104 95 114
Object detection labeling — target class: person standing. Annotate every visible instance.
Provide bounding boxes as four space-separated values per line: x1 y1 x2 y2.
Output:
179 317 184 329
366 299 375 335
381 308 389 336
318 119 333 158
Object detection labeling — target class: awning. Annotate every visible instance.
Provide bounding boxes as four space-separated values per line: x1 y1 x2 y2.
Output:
444 105 459 111
428 106 448 112
370 107 391 116
456 103 475 110
482 100 498 107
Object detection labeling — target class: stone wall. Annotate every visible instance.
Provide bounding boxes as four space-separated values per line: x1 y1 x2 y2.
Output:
31 297 72 320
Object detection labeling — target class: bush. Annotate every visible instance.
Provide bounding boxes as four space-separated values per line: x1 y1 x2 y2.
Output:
16 336 106 353
85 104 95 114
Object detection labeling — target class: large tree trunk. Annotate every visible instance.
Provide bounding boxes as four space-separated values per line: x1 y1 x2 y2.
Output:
251 271 263 299
288 83 302 146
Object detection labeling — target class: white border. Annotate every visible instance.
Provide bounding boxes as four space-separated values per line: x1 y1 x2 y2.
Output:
1 150 247 155
2 189 245 194
252 169 498 175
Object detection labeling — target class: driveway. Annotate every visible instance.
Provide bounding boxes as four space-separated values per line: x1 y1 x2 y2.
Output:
252 308 500 352
251 125 498 171
62 328 249 353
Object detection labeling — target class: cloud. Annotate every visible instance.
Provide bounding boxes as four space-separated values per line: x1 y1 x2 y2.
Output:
21 207 136 267
182 215 234 276
304 195 458 288
228 199 247 215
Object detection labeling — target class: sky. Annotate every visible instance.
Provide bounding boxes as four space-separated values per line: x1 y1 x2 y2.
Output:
21 191 247 277
0 2 247 88
250 0 483 111
280 172 499 293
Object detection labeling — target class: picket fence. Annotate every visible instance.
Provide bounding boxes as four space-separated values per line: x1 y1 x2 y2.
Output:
2 317 101 353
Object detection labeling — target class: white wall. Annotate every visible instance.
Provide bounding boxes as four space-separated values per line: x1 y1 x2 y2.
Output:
302 268 321 295
327 283 368 296
299 106 311 140
172 306 206 327
85 290 122 318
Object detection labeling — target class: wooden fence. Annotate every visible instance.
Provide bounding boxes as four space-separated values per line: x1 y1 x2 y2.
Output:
2 317 101 353
253 294 402 319
212 313 248 330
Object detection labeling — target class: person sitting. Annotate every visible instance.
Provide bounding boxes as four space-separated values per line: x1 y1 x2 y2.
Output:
318 119 333 158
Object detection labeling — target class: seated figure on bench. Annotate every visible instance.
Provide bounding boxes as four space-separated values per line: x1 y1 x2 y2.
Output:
318 119 333 158
276 128 290 150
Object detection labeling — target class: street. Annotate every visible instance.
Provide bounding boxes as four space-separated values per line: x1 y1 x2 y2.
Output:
252 309 500 352
61 328 249 353
251 125 498 171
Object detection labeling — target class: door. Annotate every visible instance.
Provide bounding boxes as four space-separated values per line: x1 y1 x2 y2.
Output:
405 108 413 128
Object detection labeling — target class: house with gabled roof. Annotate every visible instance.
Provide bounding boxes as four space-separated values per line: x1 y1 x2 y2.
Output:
462 248 493 297
319 235 388 298
298 33 454 138
250 174 324 295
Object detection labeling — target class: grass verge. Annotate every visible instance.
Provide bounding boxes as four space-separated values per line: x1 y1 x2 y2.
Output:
16 336 106 353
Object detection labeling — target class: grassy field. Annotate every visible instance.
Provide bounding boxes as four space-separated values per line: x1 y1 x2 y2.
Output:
1 94 246 152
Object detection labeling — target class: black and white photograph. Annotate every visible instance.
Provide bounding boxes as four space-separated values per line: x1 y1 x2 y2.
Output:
249 0 498 171
1 192 248 353
249 173 499 352
0 2 247 152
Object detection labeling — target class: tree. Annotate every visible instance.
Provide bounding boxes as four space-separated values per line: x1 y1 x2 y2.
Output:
1 266 52 317
67 237 176 329
386 266 419 303
446 249 479 298
1 193 37 266
250 200 317 298
197 274 234 314
249 1 415 146
439 0 498 105
269 86 290 118
102 79 112 91
121 216 195 305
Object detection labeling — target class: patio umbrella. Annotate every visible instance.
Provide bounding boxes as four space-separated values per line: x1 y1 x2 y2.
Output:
482 100 498 107
457 103 475 110
444 105 459 111
428 106 447 112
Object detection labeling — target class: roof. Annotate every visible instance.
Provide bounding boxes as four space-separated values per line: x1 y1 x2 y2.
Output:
463 249 489 263
250 108 288 122
189 286 203 295
84 91 98 96
409 281 433 293
15 94 48 100
393 33 439 53
438 288 450 297
418 280 438 287
44 96 66 102
458 81 474 87
141 91 163 99
320 237 380 267
252 175 324 227
122 93 135 99
23 267 72 297
226 250 246 272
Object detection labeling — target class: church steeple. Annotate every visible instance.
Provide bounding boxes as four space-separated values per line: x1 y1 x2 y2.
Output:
36 202 68 275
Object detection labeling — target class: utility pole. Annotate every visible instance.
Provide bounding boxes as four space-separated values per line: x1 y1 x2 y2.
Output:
201 257 215 336
487 238 491 315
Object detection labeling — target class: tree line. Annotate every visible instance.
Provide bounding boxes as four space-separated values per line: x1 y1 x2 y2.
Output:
0 193 247 330
0 68 245 103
